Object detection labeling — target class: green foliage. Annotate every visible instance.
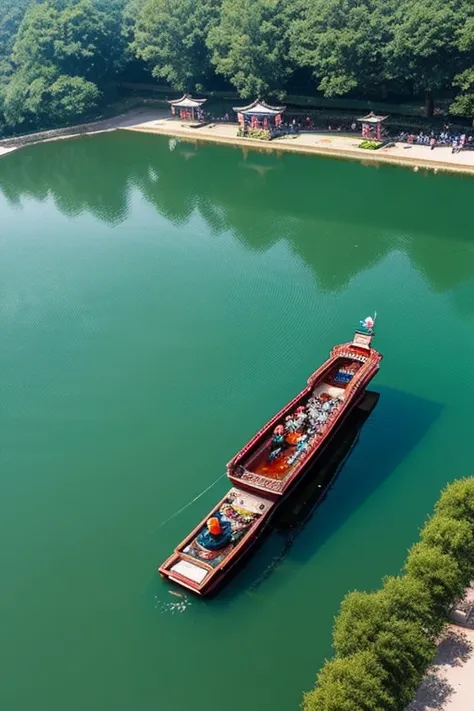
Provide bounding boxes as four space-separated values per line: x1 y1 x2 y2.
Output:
1 0 474 134
1 0 127 132
381 575 444 635
386 0 468 115
359 140 380 149
421 514 474 582
404 542 465 625
53 0 127 82
246 127 271 140
305 478 474 710
207 0 292 99
333 590 435 707
435 476 474 522
290 0 397 98
0 0 30 78
303 651 396 711
132 0 220 91
49 75 101 120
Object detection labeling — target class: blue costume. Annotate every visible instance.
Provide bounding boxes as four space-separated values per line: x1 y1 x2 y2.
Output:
196 512 232 551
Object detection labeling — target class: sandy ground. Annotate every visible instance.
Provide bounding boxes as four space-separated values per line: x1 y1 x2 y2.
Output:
124 115 474 176
407 585 474 711
0 146 17 157
407 626 474 711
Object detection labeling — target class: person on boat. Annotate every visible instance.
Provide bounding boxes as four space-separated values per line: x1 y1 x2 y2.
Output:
269 424 286 460
271 424 285 449
293 406 307 430
197 512 232 551
285 414 298 432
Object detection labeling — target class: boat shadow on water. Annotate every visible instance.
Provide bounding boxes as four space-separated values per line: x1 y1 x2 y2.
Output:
210 386 443 603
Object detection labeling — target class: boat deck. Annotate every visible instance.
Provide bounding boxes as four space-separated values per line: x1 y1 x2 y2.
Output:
233 380 348 494
160 488 275 593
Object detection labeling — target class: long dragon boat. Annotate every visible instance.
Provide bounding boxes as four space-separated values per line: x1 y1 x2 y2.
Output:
159 318 382 596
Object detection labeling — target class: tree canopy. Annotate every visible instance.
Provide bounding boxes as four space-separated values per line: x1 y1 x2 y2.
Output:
132 0 220 92
207 0 293 99
1 0 474 134
1 0 126 131
304 478 474 710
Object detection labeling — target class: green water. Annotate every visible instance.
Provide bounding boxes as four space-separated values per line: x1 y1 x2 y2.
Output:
1 132 474 711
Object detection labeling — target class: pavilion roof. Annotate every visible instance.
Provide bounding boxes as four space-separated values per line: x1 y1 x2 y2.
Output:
357 111 388 124
168 94 207 109
232 99 285 116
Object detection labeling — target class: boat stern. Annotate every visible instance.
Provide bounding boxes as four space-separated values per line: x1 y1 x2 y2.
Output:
159 554 214 596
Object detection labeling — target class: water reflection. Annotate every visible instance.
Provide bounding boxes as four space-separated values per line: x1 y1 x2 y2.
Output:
1 131 474 295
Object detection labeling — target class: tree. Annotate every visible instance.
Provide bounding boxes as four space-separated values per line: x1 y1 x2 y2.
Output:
49 75 101 121
386 0 464 116
303 651 396 711
404 542 466 617
289 0 396 98
2 0 127 131
207 0 292 99
421 514 474 583
0 0 31 76
435 477 474 524
333 590 435 707
381 575 445 636
451 15 474 120
132 0 221 91
11 2 60 73
54 0 127 83
2 64 57 127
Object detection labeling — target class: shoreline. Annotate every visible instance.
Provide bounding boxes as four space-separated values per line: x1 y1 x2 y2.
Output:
2 108 474 176
124 118 474 176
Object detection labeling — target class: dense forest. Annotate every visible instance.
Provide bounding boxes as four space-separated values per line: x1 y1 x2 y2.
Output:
0 0 473 134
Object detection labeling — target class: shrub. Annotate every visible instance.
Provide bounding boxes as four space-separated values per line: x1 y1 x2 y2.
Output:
359 139 381 149
247 127 271 140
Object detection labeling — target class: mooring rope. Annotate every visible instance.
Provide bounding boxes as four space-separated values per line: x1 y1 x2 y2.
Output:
149 473 227 534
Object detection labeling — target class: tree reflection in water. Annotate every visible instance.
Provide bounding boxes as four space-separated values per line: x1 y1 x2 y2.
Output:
1 130 473 296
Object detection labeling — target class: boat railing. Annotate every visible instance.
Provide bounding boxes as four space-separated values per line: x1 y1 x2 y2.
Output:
234 465 254 479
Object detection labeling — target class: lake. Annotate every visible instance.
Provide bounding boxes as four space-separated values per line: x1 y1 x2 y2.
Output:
1 131 474 711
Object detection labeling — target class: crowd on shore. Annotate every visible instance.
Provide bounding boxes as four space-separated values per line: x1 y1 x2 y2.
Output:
203 111 474 153
396 129 474 152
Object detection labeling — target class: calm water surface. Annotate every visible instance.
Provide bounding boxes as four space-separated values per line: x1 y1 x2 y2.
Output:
1 132 474 711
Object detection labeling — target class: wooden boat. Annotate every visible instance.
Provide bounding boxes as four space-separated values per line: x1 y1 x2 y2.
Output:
227 321 382 499
159 319 382 596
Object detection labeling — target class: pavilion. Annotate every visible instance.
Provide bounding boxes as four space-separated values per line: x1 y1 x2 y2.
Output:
357 111 388 141
168 95 207 121
233 99 286 135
